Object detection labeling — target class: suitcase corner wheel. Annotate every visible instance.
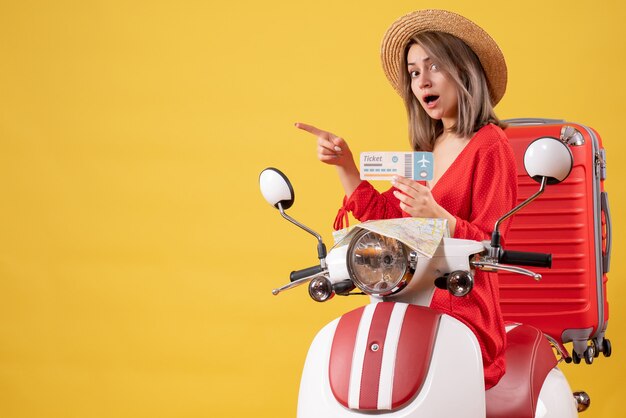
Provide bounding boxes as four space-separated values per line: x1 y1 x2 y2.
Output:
571 338 612 364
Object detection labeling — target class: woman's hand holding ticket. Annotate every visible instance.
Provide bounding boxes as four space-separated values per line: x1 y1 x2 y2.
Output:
391 175 457 234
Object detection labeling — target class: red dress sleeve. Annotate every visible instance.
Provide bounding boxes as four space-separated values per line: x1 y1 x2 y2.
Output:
333 181 406 230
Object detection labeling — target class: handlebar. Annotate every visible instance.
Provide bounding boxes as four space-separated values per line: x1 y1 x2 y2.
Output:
499 250 552 268
290 265 324 282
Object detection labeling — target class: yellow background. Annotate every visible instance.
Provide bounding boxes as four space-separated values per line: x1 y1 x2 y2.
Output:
0 0 624 417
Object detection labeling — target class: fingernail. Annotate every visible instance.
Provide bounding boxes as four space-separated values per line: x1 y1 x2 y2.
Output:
334 146 342 151
392 176 398 183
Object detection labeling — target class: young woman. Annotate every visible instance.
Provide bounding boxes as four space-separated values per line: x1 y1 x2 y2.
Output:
296 9 516 389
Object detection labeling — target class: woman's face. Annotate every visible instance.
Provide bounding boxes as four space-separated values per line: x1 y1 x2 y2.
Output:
407 43 459 128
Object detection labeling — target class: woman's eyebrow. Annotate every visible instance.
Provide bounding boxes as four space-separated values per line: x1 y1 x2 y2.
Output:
407 56 431 66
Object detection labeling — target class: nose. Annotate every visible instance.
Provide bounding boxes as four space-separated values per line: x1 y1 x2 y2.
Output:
418 72 431 89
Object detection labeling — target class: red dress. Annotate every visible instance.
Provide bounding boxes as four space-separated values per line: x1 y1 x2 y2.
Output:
334 124 517 389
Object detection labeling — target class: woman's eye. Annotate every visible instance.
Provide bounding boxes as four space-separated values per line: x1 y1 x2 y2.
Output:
410 70 419 78
430 63 439 71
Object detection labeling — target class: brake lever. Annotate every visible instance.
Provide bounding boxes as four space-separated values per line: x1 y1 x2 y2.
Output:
471 259 542 281
272 271 329 295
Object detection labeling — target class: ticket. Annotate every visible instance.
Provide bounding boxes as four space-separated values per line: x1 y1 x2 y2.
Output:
360 152 434 181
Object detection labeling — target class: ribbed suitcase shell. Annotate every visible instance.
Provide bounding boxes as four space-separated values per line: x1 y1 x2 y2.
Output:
500 119 610 357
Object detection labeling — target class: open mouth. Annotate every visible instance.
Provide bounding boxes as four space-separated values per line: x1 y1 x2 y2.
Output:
424 95 439 104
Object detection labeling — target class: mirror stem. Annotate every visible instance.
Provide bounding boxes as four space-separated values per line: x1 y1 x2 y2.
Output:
489 176 547 259
278 202 327 267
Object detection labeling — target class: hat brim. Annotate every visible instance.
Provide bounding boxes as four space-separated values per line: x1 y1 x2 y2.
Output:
381 9 507 105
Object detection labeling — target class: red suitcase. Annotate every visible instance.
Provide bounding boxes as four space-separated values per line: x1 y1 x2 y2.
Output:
500 118 611 364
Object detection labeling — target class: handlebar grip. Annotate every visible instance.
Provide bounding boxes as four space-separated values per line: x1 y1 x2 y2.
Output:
499 250 552 268
290 265 323 282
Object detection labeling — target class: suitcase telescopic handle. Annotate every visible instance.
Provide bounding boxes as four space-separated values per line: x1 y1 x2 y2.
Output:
601 191 612 273
503 117 566 125
499 250 552 268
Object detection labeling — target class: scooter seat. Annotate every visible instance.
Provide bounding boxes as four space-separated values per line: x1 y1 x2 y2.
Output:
485 324 557 418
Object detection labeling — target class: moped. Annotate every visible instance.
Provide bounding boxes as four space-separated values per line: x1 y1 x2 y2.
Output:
260 136 591 417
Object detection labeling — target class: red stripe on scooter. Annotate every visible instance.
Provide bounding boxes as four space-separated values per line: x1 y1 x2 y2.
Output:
391 305 441 409
329 306 364 408
359 302 395 409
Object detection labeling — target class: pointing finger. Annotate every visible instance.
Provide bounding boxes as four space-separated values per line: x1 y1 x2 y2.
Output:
295 122 345 152
295 122 329 138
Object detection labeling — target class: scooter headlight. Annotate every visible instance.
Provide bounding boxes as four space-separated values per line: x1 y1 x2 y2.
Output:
346 229 412 296
308 276 334 302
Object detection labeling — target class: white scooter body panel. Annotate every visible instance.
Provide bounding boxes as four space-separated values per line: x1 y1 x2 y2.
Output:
536 368 578 417
297 310 485 418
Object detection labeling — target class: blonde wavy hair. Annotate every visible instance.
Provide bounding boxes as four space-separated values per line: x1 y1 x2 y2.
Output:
399 31 505 151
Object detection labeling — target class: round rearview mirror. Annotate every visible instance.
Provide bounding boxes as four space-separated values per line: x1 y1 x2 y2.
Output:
524 137 573 184
259 168 295 210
